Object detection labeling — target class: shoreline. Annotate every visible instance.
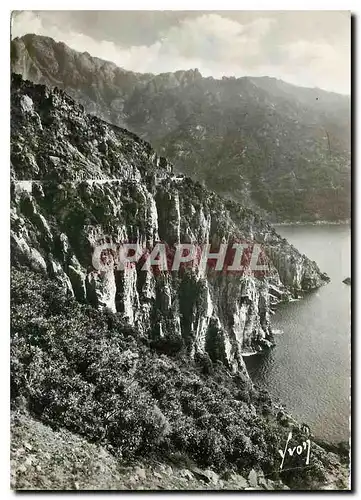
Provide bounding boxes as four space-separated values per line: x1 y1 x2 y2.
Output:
272 219 350 227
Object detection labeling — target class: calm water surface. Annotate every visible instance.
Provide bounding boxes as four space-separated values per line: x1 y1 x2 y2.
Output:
245 224 351 443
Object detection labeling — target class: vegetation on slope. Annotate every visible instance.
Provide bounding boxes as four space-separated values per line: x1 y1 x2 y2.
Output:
11 266 347 489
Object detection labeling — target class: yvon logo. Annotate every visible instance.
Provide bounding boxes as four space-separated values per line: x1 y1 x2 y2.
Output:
278 431 311 471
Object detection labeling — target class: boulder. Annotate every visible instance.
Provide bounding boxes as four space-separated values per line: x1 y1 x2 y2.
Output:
248 468 258 487
191 467 219 485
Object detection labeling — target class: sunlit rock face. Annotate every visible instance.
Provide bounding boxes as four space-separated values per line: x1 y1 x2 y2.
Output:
11 74 329 374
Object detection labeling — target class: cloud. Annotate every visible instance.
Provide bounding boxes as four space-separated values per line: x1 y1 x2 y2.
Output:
278 40 350 93
159 15 276 63
11 11 350 94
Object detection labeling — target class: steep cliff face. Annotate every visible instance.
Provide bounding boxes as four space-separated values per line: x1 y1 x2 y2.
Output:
11 74 329 374
11 34 351 222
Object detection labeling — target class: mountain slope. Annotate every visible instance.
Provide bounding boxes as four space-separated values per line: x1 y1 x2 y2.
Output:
11 268 348 490
11 33 351 222
11 74 349 490
11 73 329 370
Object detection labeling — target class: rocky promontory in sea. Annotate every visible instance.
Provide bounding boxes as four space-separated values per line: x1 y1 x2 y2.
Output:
10 74 348 490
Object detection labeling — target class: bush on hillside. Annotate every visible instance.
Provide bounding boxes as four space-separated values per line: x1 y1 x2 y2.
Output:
11 267 330 485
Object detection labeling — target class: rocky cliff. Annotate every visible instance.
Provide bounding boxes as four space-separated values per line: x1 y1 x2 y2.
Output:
11 34 351 222
11 73 329 376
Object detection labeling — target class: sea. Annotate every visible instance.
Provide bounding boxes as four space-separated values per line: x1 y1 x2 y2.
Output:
245 223 351 443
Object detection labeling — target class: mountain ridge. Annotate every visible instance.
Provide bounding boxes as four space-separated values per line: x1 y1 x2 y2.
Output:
11 34 351 222
11 34 351 98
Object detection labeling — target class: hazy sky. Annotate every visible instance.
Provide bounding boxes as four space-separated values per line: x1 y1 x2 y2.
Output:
11 10 351 94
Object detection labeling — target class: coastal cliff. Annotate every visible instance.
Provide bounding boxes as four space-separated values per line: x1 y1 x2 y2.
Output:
11 74 329 373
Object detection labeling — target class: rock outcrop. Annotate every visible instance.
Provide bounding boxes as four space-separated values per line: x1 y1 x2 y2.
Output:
11 74 330 374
